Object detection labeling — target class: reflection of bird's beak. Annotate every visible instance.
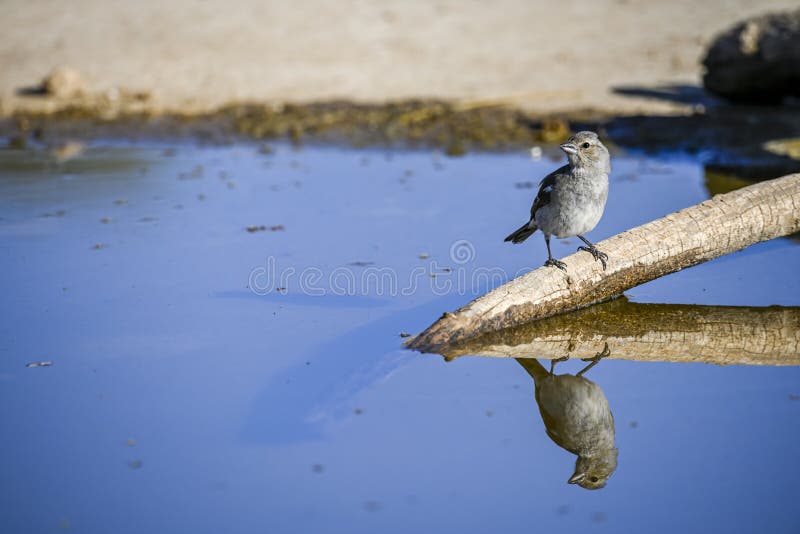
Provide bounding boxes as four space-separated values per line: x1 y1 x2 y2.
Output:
560 142 578 155
568 472 586 484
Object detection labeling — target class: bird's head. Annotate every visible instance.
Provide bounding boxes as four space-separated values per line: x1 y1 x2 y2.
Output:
568 448 618 490
560 131 611 173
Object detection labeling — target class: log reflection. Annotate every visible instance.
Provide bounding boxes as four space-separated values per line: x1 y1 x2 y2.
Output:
431 297 800 365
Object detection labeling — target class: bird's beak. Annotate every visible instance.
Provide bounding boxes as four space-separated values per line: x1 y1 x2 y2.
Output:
568 473 586 485
560 142 578 155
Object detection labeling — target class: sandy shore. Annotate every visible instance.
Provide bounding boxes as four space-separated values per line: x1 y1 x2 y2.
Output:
1 0 798 116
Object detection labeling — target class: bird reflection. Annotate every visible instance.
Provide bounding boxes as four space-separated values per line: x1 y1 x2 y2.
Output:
516 343 617 490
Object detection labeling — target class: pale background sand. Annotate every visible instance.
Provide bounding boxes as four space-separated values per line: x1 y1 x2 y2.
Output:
1 0 797 114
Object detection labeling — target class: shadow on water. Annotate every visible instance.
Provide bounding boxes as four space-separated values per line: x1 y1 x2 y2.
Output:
607 83 800 180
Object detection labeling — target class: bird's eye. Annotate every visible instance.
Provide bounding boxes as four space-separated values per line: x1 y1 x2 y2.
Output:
589 476 599 482
581 142 591 149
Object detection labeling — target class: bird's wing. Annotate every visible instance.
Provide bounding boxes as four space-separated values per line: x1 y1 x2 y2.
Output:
530 165 569 220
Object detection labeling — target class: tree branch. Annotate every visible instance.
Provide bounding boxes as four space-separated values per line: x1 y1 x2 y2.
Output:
408 173 800 353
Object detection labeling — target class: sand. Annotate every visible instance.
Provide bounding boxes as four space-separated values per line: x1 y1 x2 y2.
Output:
1 0 798 115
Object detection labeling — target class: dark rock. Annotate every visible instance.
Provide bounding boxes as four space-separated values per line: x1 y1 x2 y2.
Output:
702 9 800 103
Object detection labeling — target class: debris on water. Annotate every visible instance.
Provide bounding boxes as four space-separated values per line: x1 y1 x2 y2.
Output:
51 141 85 162
592 512 607 523
246 224 285 233
138 217 158 222
40 209 67 218
179 165 204 180
127 459 143 469
348 261 374 267
91 243 105 250
399 332 411 338
8 135 27 149
197 193 206 201
275 287 287 293
125 438 137 447
485 410 494 417
418 253 430 259
311 464 325 474
354 408 363 415
629 420 639 428
113 199 127 206
789 394 799 401
100 217 112 224
530 146 543 160
25 361 53 368
258 144 275 155
363 501 380 512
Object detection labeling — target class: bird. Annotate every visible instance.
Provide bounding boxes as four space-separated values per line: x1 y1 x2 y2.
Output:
505 131 610 271
516 343 617 490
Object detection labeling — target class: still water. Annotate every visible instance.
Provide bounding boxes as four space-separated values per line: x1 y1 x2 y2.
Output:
1 142 799 533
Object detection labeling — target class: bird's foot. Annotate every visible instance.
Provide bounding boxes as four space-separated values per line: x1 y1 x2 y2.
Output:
578 245 608 271
581 342 611 363
544 258 567 271
549 355 569 375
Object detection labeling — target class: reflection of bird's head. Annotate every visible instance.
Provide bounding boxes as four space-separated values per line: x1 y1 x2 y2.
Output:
568 448 619 490
560 131 611 173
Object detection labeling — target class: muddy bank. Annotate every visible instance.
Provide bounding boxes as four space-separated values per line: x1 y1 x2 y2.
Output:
3 98 800 181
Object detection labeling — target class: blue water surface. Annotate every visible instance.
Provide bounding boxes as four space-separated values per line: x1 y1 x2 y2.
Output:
1 142 798 533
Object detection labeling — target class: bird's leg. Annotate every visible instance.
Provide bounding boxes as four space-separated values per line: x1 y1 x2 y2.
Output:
543 235 567 271
577 342 610 377
577 235 608 271
549 355 570 375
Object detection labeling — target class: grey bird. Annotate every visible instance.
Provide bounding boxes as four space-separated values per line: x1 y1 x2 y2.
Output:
505 131 610 270
516 344 617 490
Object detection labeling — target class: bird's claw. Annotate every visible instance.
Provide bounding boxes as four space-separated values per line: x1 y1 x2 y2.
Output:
549 355 569 375
578 246 608 270
544 258 567 271
581 342 611 363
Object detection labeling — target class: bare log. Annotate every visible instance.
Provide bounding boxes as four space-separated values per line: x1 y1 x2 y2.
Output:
431 298 800 366
408 173 800 352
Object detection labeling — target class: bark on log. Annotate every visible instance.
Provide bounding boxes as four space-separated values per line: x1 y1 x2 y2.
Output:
433 297 800 366
408 173 800 353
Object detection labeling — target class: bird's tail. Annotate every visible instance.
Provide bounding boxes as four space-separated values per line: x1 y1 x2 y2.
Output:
516 358 549 387
504 222 536 244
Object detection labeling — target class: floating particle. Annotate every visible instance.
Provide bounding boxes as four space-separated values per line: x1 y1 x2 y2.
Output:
26 361 53 368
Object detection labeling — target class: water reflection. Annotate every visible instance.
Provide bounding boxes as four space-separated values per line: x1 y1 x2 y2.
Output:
517 344 617 490
436 297 800 365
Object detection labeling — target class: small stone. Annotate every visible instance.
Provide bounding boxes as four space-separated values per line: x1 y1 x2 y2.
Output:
42 66 86 98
